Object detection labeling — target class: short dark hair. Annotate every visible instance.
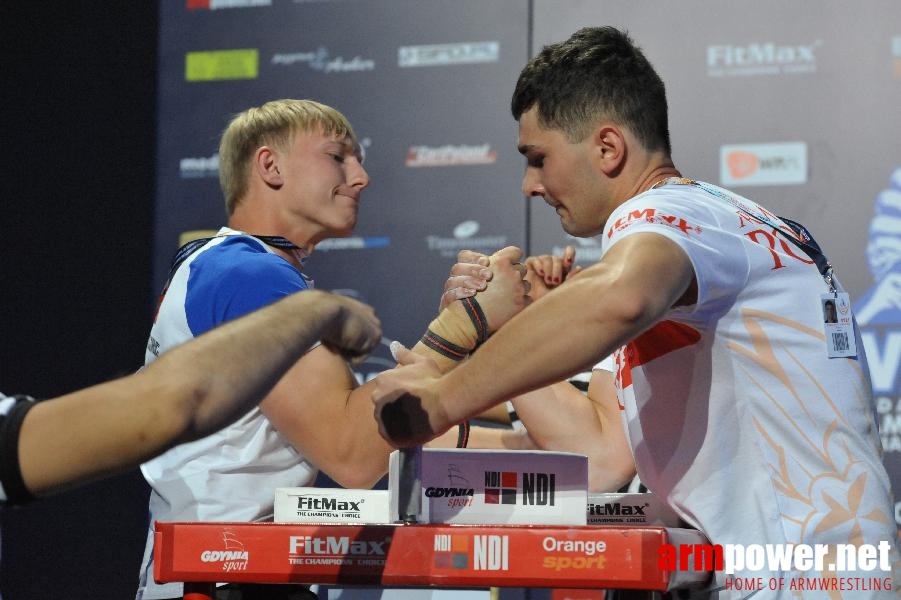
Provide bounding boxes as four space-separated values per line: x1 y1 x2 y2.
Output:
511 26 671 155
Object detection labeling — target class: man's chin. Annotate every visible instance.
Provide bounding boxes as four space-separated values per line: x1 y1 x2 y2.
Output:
329 216 359 238
561 221 601 239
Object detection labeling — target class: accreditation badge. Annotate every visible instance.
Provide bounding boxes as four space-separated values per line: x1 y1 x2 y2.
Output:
821 292 857 358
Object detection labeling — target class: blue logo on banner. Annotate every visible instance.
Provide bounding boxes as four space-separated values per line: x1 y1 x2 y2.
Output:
855 168 901 460
315 236 390 251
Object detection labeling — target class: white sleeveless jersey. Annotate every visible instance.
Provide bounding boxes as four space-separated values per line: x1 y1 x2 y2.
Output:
136 229 317 600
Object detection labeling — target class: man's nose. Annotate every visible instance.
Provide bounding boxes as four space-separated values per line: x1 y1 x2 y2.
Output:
522 169 544 199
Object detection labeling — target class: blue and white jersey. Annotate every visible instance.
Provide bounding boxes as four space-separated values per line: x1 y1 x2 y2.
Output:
137 228 318 600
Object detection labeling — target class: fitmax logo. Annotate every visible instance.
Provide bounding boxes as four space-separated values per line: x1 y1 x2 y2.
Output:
289 536 389 556
707 41 821 76
296 496 362 511
588 502 648 516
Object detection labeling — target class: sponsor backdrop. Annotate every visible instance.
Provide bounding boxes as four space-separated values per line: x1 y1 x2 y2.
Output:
156 0 529 382
151 0 901 595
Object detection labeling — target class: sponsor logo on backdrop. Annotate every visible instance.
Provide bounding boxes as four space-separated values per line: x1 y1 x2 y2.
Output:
707 41 821 77
179 154 219 178
187 0 271 9
857 168 901 469
315 237 390 251
719 142 808 186
425 220 507 258
271 47 374 73
200 529 248 572
433 534 509 571
185 49 258 81
406 144 496 167
398 41 500 68
893 36 901 78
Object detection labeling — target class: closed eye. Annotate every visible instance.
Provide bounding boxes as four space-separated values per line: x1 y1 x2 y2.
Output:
527 155 544 168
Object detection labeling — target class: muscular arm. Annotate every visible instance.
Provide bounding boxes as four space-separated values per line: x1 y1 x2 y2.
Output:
17 289 380 498
374 232 695 446
511 371 634 492
263 247 531 489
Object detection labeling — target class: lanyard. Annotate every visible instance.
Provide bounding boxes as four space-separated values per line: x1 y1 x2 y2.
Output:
659 178 836 292
159 233 303 297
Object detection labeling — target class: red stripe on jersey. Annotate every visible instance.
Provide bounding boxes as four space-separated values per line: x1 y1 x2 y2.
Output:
617 320 701 391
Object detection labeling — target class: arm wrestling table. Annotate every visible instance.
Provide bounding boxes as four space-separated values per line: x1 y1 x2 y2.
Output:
153 521 711 599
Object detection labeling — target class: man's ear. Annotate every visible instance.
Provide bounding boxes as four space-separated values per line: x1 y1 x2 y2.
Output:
255 146 283 187
593 124 627 176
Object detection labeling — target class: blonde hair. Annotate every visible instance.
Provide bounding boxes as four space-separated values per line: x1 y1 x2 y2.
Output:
218 99 358 214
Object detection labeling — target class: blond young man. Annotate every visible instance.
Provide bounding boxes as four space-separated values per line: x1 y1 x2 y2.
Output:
136 100 530 600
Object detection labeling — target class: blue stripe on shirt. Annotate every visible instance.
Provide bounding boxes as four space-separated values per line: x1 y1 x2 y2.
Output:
184 236 309 337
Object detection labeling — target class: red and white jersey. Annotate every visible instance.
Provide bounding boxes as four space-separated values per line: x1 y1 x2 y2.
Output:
604 179 899 594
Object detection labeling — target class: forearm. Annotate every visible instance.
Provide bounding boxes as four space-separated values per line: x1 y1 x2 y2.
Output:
511 380 634 492
466 424 535 450
411 301 484 374
156 289 346 436
18 375 182 496
437 272 637 423
325 379 400 489
17 290 347 497
436 235 691 425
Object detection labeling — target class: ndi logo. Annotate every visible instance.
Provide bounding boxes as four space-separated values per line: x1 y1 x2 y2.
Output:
484 471 517 505
483 471 556 505
473 535 509 571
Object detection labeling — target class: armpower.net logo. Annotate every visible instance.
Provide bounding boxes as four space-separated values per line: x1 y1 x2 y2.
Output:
660 542 895 593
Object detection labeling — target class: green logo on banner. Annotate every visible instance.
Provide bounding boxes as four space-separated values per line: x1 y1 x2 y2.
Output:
185 49 259 81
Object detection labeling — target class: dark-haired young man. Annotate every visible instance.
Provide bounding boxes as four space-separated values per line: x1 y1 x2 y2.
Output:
374 27 900 595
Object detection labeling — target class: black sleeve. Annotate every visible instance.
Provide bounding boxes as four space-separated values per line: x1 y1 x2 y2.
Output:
0 395 38 506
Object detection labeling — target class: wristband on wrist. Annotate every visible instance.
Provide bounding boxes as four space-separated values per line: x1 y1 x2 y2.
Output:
505 400 526 432
420 328 469 362
461 296 490 346
456 420 471 448
419 304 479 364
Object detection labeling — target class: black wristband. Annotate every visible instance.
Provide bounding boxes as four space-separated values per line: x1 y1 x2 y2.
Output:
456 420 471 448
461 296 489 346
0 395 37 506
420 328 469 361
